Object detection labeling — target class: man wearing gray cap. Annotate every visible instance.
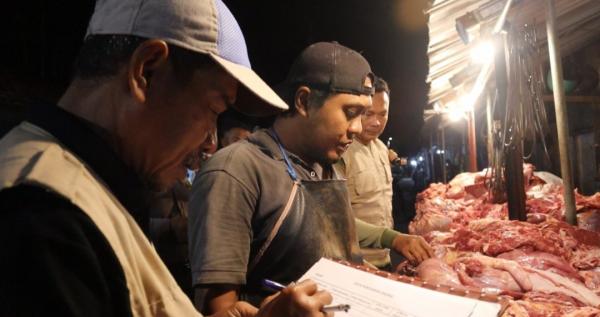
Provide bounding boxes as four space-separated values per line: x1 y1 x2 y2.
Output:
0 0 332 316
189 42 433 314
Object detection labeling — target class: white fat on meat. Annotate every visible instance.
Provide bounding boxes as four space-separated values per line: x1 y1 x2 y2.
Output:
524 267 600 308
497 249 582 282
467 255 533 291
466 255 600 307
409 213 452 235
580 268 600 292
416 258 464 289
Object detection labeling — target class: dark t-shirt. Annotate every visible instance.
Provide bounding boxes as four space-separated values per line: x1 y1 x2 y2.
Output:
0 102 150 316
188 129 327 286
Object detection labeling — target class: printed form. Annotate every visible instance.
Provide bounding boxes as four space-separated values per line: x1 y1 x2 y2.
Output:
300 258 502 317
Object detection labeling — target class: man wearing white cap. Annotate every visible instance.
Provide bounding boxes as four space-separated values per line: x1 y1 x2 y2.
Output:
0 0 333 316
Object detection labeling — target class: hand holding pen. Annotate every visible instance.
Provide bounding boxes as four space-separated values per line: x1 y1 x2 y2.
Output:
262 279 351 314
208 280 334 317
253 279 335 317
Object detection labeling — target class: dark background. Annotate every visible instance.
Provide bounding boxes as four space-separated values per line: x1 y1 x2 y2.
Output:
0 0 430 155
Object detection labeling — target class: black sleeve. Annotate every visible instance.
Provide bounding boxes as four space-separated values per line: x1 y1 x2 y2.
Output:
0 185 133 317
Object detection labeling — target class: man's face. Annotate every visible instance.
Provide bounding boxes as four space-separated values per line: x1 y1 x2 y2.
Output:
221 127 251 148
357 91 389 143
125 62 237 190
305 92 372 164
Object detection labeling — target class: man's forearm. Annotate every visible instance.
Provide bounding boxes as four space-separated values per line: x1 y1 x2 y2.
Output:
194 285 240 314
355 218 400 249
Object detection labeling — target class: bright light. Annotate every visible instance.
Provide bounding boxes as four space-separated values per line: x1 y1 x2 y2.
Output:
418 156 424 162
436 149 441 155
448 108 464 122
470 41 495 65
445 93 474 123
410 160 418 167
457 94 475 112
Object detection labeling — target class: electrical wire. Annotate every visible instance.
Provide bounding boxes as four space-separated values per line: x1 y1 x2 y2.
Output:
486 23 550 202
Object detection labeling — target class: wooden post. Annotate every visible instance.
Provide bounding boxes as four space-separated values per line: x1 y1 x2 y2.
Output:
546 0 577 225
495 32 527 221
486 91 494 166
467 109 478 172
441 127 447 183
429 133 436 182
505 135 527 221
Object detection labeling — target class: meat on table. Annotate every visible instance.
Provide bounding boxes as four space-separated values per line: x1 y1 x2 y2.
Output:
402 165 600 316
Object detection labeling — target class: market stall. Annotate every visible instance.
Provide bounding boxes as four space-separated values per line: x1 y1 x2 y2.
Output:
397 0 600 315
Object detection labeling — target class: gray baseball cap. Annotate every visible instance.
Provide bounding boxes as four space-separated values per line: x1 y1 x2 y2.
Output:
86 0 288 116
277 42 375 103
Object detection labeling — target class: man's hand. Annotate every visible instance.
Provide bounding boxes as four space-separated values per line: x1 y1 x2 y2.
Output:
388 149 399 163
208 301 258 317
257 280 334 317
392 234 434 264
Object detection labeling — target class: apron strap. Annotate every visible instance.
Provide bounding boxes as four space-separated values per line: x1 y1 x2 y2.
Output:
249 180 300 271
247 129 301 271
269 129 298 181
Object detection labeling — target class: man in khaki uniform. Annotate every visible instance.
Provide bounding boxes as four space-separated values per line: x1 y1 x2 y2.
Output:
336 77 415 269
0 0 333 316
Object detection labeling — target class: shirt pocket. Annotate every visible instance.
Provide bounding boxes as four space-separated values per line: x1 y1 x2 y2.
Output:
379 153 392 185
351 160 380 197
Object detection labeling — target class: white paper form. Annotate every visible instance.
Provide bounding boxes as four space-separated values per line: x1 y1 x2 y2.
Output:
300 258 501 317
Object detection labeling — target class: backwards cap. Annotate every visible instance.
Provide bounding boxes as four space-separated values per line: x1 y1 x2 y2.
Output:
282 42 374 96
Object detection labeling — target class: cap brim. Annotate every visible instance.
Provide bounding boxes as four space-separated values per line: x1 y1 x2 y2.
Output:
210 54 288 117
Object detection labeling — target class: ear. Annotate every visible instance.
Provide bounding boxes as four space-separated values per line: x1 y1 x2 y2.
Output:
294 86 311 118
127 40 170 103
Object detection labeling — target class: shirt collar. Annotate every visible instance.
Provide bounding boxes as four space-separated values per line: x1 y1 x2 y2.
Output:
27 102 152 232
247 129 337 180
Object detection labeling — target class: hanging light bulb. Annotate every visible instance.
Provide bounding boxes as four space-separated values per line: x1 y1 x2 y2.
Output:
470 40 495 65
448 108 464 122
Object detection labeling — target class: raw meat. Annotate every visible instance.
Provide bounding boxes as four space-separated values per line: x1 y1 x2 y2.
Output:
580 268 600 293
409 164 600 236
406 165 600 315
503 300 600 317
416 258 464 289
497 249 582 282
416 252 600 308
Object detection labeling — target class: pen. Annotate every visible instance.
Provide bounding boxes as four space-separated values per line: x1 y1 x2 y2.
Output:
261 279 287 291
322 304 351 313
261 279 351 313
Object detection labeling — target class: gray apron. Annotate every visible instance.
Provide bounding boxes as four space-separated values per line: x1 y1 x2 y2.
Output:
243 130 362 303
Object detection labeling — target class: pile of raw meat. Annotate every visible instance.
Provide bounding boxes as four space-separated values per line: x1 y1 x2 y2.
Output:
409 164 600 235
405 165 600 316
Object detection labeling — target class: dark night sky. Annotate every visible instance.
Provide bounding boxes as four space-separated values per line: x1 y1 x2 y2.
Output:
0 0 430 155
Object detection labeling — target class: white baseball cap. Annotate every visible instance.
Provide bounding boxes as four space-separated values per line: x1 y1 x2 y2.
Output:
86 0 288 116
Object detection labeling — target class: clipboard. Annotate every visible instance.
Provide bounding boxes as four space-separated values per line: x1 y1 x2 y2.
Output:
300 258 508 317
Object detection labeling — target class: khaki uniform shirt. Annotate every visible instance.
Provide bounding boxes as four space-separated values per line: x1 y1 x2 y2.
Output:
335 138 394 267
0 122 200 316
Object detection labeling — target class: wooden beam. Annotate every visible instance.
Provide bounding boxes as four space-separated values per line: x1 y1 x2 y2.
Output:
547 0 578 225
467 109 478 172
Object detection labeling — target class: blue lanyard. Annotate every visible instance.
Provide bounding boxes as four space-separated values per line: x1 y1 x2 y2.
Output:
269 129 299 182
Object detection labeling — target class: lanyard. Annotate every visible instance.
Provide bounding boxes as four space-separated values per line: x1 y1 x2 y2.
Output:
269 129 298 182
